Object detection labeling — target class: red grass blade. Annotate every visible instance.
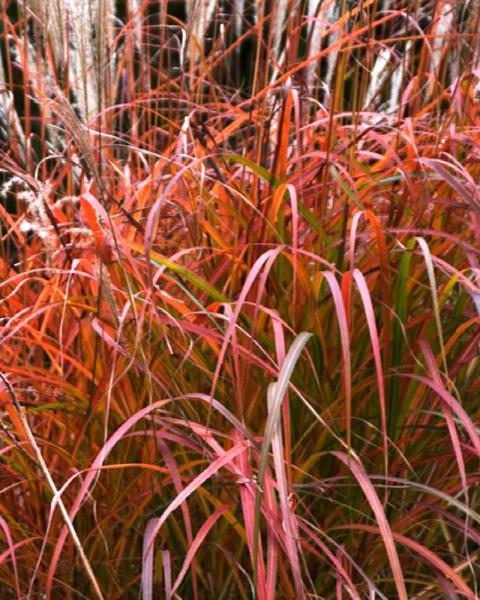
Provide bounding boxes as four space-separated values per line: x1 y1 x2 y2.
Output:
142 518 160 600
352 269 388 473
171 503 233 595
322 272 352 451
0 516 20 597
336 524 476 599
333 452 408 600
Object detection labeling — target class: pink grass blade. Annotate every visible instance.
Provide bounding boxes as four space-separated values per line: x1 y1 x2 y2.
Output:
142 518 160 600
253 332 312 598
162 550 172 599
171 503 233 595
336 524 476 599
402 374 480 456
141 443 248 565
333 452 408 600
352 269 388 474
419 340 467 497
267 383 303 599
322 272 352 452
46 395 253 596
298 520 361 600
210 247 284 402
0 516 20 598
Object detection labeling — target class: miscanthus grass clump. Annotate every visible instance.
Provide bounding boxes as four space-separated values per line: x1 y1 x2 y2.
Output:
0 1 479 598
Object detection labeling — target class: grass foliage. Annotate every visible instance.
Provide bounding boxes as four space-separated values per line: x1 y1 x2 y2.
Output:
0 0 480 597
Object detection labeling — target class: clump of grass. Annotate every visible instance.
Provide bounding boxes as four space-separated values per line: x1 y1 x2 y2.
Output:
0 0 479 598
